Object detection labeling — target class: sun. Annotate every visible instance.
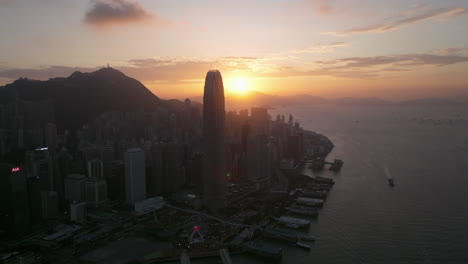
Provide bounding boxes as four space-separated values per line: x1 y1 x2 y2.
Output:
227 78 250 95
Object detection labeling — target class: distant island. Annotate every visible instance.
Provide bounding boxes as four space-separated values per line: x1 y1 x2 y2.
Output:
191 90 468 109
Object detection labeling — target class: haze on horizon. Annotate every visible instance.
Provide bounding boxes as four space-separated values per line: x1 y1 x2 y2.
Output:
1 0 468 100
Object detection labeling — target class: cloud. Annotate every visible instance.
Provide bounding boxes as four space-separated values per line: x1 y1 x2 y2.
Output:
84 0 157 27
327 7 468 36
438 46 468 55
290 42 348 54
0 0 13 8
306 0 334 14
2 52 468 87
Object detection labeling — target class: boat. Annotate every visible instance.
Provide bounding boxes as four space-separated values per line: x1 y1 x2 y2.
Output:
296 197 324 207
284 223 300 229
243 242 282 259
277 216 310 229
285 207 318 217
295 241 311 250
263 229 298 242
388 178 394 187
329 159 344 171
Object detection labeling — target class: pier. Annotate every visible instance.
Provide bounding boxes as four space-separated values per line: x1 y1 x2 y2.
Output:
219 248 233 264
180 251 190 264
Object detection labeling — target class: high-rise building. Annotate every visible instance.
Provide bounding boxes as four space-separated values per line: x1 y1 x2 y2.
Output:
247 134 272 189
202 70 226 210
150 142 184 195
40 190 58 220
70 201 87 223
86 178 107 208
64 174 86 201
0 164 30 235
25 149 53 191
107 160 125 201
87 159 104 179
124 148 146 206
44 122 57 152
250 107 269 136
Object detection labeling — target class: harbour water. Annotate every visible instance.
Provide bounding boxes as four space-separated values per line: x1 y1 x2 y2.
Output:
228 104 468 264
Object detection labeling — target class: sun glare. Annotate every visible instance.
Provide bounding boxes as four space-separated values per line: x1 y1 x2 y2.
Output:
227 78 250 95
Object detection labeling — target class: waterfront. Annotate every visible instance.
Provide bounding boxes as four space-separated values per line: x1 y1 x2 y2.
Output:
227 104 468 264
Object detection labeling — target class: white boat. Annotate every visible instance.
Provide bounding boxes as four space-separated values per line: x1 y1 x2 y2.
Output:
296 241 311 250
277 216 310 228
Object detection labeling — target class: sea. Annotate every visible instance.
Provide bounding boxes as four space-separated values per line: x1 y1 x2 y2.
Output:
226 104 468 264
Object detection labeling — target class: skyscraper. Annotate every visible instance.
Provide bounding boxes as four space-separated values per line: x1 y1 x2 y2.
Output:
203 70 226 210
86 178 107 208
124 148 146 206
250 107 269 136
247 134 272 189
70 201 87 223
87 159 104 179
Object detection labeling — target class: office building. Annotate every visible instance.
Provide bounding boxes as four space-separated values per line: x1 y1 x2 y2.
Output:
85 178 107 208
202 70 227 210
124 148 146 205
64 174 86 201
70 201 87 223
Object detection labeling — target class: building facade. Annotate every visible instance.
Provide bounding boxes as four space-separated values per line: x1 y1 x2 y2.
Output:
124 148 146 206
202 70 227 210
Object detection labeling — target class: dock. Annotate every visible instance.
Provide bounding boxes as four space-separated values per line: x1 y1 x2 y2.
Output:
243 242 282 260
219 248 232 264
262 228 298 242
180 251 190 264
306 157 344 171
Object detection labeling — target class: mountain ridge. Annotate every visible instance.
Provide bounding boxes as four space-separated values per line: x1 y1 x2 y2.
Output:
191 90 468 108
0 67 187 130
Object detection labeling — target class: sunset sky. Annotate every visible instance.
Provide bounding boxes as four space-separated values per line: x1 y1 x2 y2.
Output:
1 0 468 100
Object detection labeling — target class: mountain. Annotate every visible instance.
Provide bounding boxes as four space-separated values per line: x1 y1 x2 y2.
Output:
0 67 168 130
397 97 468 106
194 90 467 109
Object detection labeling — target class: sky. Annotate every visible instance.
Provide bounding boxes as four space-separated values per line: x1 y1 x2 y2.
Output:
0 0 468 100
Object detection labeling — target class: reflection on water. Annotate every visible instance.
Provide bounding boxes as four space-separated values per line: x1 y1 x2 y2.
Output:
228 104 468 264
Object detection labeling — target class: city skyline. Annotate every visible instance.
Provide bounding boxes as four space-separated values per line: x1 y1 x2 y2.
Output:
1 0 468 100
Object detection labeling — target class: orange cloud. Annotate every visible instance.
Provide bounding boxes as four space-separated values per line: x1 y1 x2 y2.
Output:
302 0 337 15
290 42 348 54
327 7 468 36
84 0 163 28
1 52 468 87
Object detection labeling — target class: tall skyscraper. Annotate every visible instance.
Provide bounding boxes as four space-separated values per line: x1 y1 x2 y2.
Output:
70 201 87 223
87 159 104 179
40 190 58 220
150 142 184 195
44 122 57 152
85 178 107 208
247 134 272 189
250 107 269 136
124 148 146 206
0 164 30 234
202 70 226 210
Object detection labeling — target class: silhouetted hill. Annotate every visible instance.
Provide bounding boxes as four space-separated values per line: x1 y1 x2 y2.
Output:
0 67 166 130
